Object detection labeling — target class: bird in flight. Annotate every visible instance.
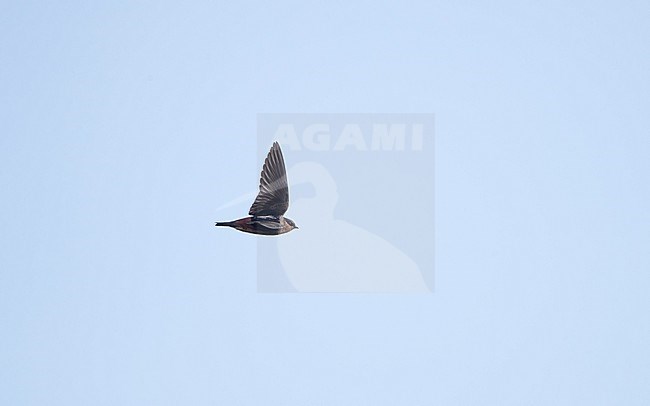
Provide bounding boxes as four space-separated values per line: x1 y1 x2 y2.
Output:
215 142 298 235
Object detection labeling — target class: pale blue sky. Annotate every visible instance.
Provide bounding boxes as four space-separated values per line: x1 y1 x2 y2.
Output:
1 1 649 404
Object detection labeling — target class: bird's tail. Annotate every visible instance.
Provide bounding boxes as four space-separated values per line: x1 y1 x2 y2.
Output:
215 221 234 227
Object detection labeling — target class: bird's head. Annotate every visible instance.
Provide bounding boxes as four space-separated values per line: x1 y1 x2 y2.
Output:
286 218 299 230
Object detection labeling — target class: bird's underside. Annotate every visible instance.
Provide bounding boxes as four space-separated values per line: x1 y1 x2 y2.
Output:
215 216 291 235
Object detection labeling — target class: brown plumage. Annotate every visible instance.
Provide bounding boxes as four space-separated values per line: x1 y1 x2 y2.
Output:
215 142 298 235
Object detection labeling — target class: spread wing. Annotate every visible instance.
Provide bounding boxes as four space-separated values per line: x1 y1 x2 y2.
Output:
249 142 289 216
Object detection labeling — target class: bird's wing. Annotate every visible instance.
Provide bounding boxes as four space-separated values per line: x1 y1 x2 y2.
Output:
249 142 289 216
251 216 284 230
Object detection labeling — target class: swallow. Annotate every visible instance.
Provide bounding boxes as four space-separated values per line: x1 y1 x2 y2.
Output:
215 141 298 235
